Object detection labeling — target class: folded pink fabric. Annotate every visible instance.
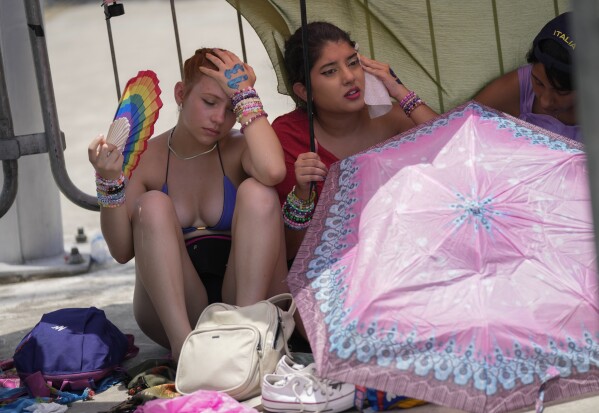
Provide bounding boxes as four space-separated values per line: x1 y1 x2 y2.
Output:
0 377 20 389
134 390 258 413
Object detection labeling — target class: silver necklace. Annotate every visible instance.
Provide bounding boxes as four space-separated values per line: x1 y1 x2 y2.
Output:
167 127 217 160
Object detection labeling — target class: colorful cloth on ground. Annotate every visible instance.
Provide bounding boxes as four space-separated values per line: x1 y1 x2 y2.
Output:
272 109 339 205
126 359 177 397
0 398 45 413
0 363 21 391
354 386 427 411
518 64 581 141
0 370 121 410
0 386 28 406
133 390 258 413
105 384 180 413
23 402 68 413
0 395 70 413
105 359 178 413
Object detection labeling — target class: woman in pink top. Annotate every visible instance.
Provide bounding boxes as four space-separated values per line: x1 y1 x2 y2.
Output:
475 12 580 142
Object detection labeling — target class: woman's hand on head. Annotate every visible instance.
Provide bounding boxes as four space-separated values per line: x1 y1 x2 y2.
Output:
201 49 256 97
88 134 124 181
294 152 327 196
359 54 404 98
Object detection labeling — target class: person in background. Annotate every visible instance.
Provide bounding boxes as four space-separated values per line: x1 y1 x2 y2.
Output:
475 12 579 141
273 21 438 263
88 48 288 361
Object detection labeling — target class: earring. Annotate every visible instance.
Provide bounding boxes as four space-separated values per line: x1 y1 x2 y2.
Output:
177 103 182 112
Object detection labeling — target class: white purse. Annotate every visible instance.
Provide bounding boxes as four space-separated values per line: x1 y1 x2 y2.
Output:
175 293 296 401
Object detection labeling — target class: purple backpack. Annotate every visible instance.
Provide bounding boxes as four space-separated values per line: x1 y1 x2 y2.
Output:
13 307 137 391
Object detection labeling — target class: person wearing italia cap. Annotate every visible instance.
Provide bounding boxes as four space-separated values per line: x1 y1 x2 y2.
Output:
475 12 580 142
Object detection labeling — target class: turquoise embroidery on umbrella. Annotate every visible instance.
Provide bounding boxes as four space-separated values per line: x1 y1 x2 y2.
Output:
450 189 506 233
353 103 583 155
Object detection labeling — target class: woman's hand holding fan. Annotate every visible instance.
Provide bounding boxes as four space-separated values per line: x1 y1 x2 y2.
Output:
104 70 163 179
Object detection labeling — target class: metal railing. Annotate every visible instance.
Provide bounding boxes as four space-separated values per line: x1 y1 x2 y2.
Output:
0 0 249 218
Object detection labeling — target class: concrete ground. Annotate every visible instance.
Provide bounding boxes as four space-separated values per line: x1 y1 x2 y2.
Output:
1 1 599 412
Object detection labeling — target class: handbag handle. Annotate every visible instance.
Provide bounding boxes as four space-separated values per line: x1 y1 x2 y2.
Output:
267 293 296 316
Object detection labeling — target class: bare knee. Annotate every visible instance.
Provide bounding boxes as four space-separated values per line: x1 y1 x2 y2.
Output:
235 178 281 220
131 191 177 231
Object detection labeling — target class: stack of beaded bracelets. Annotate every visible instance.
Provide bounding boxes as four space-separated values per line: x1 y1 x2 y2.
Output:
231 86 268 134
399 91 424 118
96 172 126 208
282 186 316 230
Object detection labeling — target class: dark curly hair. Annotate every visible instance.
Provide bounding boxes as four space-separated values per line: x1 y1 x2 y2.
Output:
284 21 355 107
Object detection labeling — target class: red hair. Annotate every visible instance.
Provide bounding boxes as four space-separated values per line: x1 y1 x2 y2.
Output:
181 48 219 98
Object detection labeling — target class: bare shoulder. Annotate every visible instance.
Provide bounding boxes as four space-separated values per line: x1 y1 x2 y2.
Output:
218 128 245 153
474 69 520 117
141 131 169 161
126 131 169 188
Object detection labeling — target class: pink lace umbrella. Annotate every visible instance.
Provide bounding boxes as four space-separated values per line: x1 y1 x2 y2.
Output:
288 102 599 413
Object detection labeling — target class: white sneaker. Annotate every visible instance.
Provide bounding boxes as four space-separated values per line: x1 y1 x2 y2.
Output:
261 372 355 413
275 354 316 376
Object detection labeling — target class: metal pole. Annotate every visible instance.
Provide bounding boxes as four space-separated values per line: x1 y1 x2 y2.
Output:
170 0 184 79
0 43 18 218
103 4 121 100
300 0 315 154
24 0 99 211
0 160 17 218
236 4 248 63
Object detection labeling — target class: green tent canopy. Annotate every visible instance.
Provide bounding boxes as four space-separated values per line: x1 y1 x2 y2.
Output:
226 0 571 113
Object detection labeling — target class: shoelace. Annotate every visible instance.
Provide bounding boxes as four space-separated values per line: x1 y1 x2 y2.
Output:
290 372 339 413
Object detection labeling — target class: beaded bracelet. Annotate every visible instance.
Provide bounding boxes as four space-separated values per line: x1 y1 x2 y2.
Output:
232 86 268 132
404 97 424 117
240 112 268 134
97 189 125 208
399 91 424 118
399 91 415 109
95 172 125 187
96 172 126 208
282 186 317 230
231 86 259 107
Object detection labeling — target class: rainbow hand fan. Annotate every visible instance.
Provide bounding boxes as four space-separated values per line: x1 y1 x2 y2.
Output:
106 70 163 178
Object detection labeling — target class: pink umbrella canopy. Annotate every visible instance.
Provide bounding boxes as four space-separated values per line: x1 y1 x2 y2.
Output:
288 102 599 413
